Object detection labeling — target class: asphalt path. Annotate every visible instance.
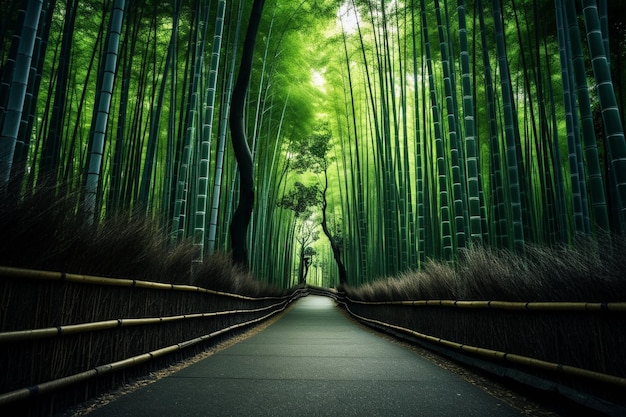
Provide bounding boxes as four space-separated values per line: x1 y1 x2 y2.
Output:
83 295 527 417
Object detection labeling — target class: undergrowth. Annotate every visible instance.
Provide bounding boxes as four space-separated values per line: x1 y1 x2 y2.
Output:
0 186 285 297
344 240 626 303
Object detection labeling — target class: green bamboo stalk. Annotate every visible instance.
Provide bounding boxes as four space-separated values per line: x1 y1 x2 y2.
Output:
598 0 609 67
491 0 524 250
208 0 243 255
393 1 416 269
477 0 506 248
38 0 78 186
138 1 181 212
435 0 466 252
558 1 585 235
109 7 139 214
352 0 389 278
457 0 482 243
580 0 626 232
339 10 367 280
422 0 453 260
562 0 610 234
161 0 181 228
0 0 43 189
7 0 51 197
193 0 225 261
171 1 208 243
83 0 126 223
529 0 559 244
544 21 569 243
410 0 426 266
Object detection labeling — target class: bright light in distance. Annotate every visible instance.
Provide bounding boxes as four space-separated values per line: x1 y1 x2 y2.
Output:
337 1 359 35
311 69 326 92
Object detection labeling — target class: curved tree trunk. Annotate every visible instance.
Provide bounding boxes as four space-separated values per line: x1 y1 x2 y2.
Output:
320 169 347 287
229 0 265 269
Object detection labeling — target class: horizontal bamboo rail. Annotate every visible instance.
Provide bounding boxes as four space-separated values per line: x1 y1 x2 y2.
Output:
0 298 300 406
0 266 289 301
345 295 626 312
0 265 308 408
0 299 294 343
341 301 626 390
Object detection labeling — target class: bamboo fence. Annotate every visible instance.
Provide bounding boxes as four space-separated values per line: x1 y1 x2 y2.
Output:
0 266 306 415
340 293 626 409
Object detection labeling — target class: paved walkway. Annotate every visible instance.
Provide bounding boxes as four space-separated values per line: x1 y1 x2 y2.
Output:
84 295 526 417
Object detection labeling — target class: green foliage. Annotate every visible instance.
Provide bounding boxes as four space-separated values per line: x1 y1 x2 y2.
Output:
2 0 626 288
277 182 320 215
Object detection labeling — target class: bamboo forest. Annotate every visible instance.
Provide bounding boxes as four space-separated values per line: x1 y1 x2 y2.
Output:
1 0 626 290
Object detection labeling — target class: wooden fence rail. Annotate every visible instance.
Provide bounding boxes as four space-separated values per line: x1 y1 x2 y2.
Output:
339 293 626 414
345 297 626 312
0 266 306 416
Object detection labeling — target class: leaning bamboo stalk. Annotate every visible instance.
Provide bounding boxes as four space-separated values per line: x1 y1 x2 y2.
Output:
343 303 626 389
345 296 626 312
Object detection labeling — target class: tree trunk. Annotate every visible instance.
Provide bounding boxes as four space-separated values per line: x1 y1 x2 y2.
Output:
229 0 265 269
320 172 347 287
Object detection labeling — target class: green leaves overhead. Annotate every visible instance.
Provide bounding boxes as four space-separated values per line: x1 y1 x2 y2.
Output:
278 182 320 215
315 0 626 284
1 0 626 288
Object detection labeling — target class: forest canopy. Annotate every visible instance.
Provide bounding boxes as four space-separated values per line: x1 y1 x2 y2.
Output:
1 0 625 288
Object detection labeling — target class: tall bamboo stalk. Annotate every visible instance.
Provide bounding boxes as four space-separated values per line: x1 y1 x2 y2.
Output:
83 0 126 223
580 0 626 233
0 0 43 189
491 0 524 250
193 0 225 261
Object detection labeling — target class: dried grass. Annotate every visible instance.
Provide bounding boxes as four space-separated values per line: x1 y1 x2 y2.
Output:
0 186 285 296
346 241 626 303
342 241 626 408
0 188 293 415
